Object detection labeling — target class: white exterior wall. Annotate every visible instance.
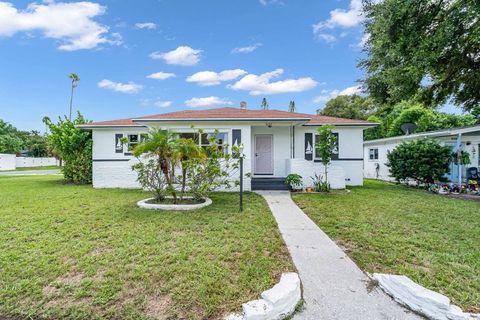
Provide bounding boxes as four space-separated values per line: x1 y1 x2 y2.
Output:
251 126 291 177
0 154 16 171
15 157 59 167
293 126 365 186
91 124 252 190
364 141 398 181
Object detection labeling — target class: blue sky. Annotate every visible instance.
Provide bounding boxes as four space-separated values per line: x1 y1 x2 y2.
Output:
0 0 460 131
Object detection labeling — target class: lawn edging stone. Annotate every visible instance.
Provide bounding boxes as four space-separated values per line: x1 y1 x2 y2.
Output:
226 272 301 320
137 197 212 211
373 273 480 320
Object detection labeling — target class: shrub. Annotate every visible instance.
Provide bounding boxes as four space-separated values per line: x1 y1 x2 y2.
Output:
285 174 303 190
386 139 452 185
43 113 92 184
132 128 239 203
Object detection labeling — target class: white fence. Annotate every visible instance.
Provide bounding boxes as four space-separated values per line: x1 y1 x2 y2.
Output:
0 154 16 171
15 157 59 168
0 154 59 171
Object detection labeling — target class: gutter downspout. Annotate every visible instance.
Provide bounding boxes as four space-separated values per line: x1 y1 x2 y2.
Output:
455 133 462 185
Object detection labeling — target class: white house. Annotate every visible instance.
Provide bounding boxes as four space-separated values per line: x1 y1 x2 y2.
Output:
364 125 480 183
79 105 376 190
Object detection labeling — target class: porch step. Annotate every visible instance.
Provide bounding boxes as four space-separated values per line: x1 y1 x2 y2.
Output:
251 178 290 191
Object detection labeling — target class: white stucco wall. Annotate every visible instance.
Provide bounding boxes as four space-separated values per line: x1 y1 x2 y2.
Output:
363 141 398 181
293 126 365 186
91 124 252 190
15 157 59 167
0 154 16 171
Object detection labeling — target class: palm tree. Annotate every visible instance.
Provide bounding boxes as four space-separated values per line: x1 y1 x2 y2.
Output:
288 100 296 112
133 129 179 202
68 73 80 120
261 97 269 110
174 138 204 199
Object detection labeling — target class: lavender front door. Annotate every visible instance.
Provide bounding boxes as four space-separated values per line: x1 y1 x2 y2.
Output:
254 134 273 175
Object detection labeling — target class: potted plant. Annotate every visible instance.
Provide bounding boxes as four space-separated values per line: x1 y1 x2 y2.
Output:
285 173 303 191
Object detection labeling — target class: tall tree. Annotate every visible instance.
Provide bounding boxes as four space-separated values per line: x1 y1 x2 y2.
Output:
261 98 269 110
68 73 80 120
0 119 23 154
288 100 296 112
360 0 480 116
320 94 376 120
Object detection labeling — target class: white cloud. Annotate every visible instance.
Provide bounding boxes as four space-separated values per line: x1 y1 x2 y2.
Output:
313 0 364 42
229 69 317 96
97 79 142 94
154 100 172 108
358 32 370 48
316 33 336 43
150 46 202 66
339 85 361 95
0 1 120 51
259 0 284 6
135 22 156 30
231 43 262 54
313 85 361 103
146 72 176 80
185 96 233 108
186 69 247 86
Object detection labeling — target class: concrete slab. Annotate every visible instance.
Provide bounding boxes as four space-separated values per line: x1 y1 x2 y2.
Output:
257 191 422 320
0 169 61 176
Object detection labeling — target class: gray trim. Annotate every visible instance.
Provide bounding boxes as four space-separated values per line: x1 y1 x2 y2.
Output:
93 159 130 162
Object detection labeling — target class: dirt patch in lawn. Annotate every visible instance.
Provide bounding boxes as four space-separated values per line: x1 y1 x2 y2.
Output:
145 294 172 320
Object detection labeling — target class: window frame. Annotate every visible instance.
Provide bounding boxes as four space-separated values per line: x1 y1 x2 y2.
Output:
314 132 339 160
175 130 229 155
369 148 379 160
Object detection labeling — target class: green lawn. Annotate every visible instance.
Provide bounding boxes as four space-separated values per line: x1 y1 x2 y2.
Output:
0 175 293 320
293 179 480 313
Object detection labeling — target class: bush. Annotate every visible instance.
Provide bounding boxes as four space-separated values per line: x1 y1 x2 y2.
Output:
43 113 92 184
132 128 239 203
386 139 452 185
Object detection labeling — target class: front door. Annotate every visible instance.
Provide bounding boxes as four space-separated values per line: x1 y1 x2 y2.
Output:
254 134 273 175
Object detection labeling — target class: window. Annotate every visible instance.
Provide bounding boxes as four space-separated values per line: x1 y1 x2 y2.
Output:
201 132 228 153
369 148 379 160
127 134 139 151
314 133 339 160
175 131 228 154
177 132 199 142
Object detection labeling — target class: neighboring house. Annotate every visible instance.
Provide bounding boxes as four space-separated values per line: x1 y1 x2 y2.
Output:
364 125 480 183
79 105 376 190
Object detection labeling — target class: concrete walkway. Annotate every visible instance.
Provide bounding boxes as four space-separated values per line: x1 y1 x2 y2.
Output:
258 191 421 320
0 169 61 176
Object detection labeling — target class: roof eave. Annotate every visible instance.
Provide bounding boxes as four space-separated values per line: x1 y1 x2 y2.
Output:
132 118 312 122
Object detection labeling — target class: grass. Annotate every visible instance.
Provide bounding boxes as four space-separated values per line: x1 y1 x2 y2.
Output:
2 165 61 172
0 175 293 320
292 179 480 313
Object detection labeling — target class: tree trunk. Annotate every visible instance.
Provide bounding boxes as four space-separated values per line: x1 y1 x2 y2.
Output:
69 83 74 120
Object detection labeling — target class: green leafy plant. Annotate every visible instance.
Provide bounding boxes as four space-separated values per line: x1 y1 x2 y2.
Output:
185 130 239 201
311 173 329 192
314 125 337 192
131 128 239 204
285 173 303 190
43 112 92 184
452 150 471 166
386 139 452 185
